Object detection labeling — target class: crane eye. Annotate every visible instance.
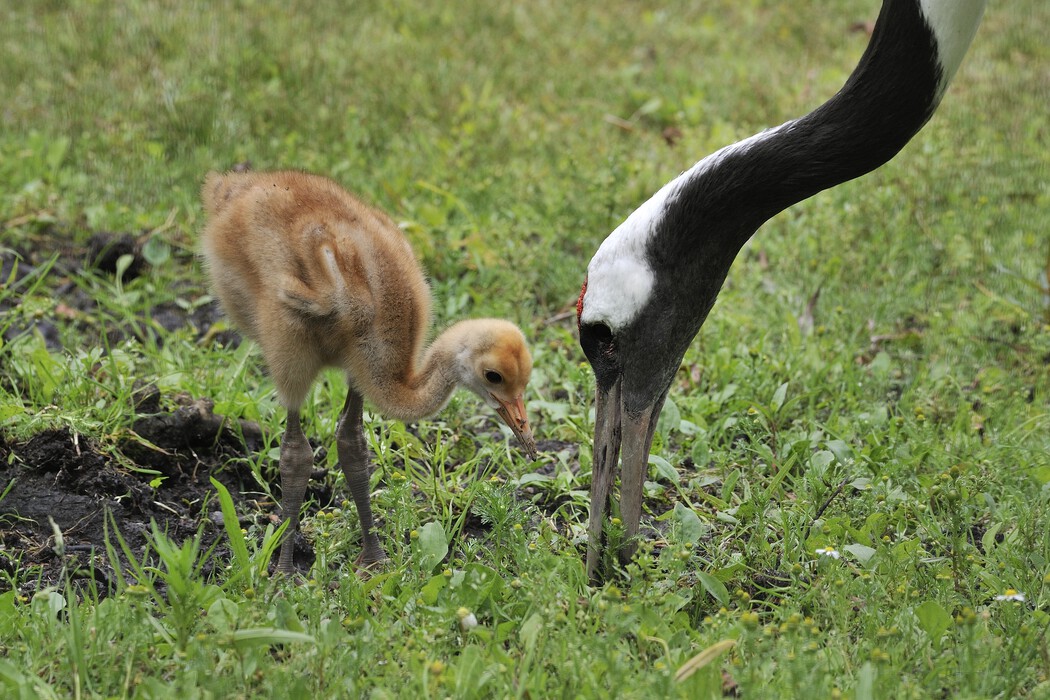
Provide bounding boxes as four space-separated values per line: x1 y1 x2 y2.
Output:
579 322 614 353
586 322 612 344
484 370 504 385
579 322 617 370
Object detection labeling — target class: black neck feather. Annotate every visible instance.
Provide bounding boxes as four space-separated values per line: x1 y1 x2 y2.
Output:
652 0 943 268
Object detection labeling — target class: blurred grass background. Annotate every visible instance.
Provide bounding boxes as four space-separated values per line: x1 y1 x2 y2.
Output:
1 1 1049 696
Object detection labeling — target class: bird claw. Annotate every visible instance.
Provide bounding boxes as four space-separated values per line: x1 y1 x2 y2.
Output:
353 546 389 578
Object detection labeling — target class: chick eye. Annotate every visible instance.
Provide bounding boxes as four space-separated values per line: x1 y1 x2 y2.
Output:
484 370 504 385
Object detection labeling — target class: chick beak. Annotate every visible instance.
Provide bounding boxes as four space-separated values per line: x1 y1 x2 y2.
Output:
493 394 538 460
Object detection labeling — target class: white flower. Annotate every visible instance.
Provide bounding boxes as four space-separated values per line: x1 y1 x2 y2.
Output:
994 589 1025 602
457 607 479 631
815 546 841 560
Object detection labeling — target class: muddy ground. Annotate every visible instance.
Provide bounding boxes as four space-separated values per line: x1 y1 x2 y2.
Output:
0 230 576 597
1 230 300 596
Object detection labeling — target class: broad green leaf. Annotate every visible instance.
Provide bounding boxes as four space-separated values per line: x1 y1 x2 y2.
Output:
207 598 240 633
914 600 951 642
636 96 663 116
826 440 851 464
230 627 315 649
649 454 678 482
317 618 347 647
844 543 877 566
513 473 551 486
856 662 876 700
696 571 729 606
981 522 1002 554
850 477 872 491
449 563 503 608
417 521 449 572
115 253 136 282
690 437 710 467
672 503 706 545
656 396 681 436
142 235 171 266
31 590 66 620
421 574 448 605
271 598 306 634
519 613 543 652
771 381 788 412
452 644 492 697
721 469 740 503
809 450 835 475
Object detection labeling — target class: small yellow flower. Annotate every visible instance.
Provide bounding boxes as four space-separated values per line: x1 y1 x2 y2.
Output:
870 647 890 663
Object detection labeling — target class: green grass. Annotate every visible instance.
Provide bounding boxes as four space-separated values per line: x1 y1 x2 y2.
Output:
2 0 1049 697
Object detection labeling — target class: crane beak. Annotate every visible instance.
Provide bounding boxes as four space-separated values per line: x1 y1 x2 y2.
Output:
493 394 539 461
586 376 663 581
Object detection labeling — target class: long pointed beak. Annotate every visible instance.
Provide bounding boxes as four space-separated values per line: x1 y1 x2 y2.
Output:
493 394 538 460
586 377 664 581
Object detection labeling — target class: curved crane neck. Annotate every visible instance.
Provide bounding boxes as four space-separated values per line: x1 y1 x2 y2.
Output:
652 0 985 264
579 0 985 412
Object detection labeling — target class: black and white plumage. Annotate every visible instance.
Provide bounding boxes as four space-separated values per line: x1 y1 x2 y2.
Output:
576 0 986 579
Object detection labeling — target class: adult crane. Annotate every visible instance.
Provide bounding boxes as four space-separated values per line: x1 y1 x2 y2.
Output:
576 0 987 579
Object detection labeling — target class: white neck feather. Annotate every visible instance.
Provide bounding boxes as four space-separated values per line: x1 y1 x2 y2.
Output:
920 0 986 100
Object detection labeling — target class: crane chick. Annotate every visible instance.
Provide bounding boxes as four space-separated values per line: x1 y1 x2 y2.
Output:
200 170 537 574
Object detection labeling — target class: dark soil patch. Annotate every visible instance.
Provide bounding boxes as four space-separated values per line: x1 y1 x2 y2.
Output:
2 403 257 596
0 390 340 597
1 228 239 352
0 228 305 595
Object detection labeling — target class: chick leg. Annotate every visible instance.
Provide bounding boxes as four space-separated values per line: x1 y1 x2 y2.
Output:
276 408 313 575
336 388 387 566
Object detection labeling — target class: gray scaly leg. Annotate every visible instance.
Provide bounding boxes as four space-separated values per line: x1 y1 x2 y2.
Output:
276 409 313 575
336 389 387 567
